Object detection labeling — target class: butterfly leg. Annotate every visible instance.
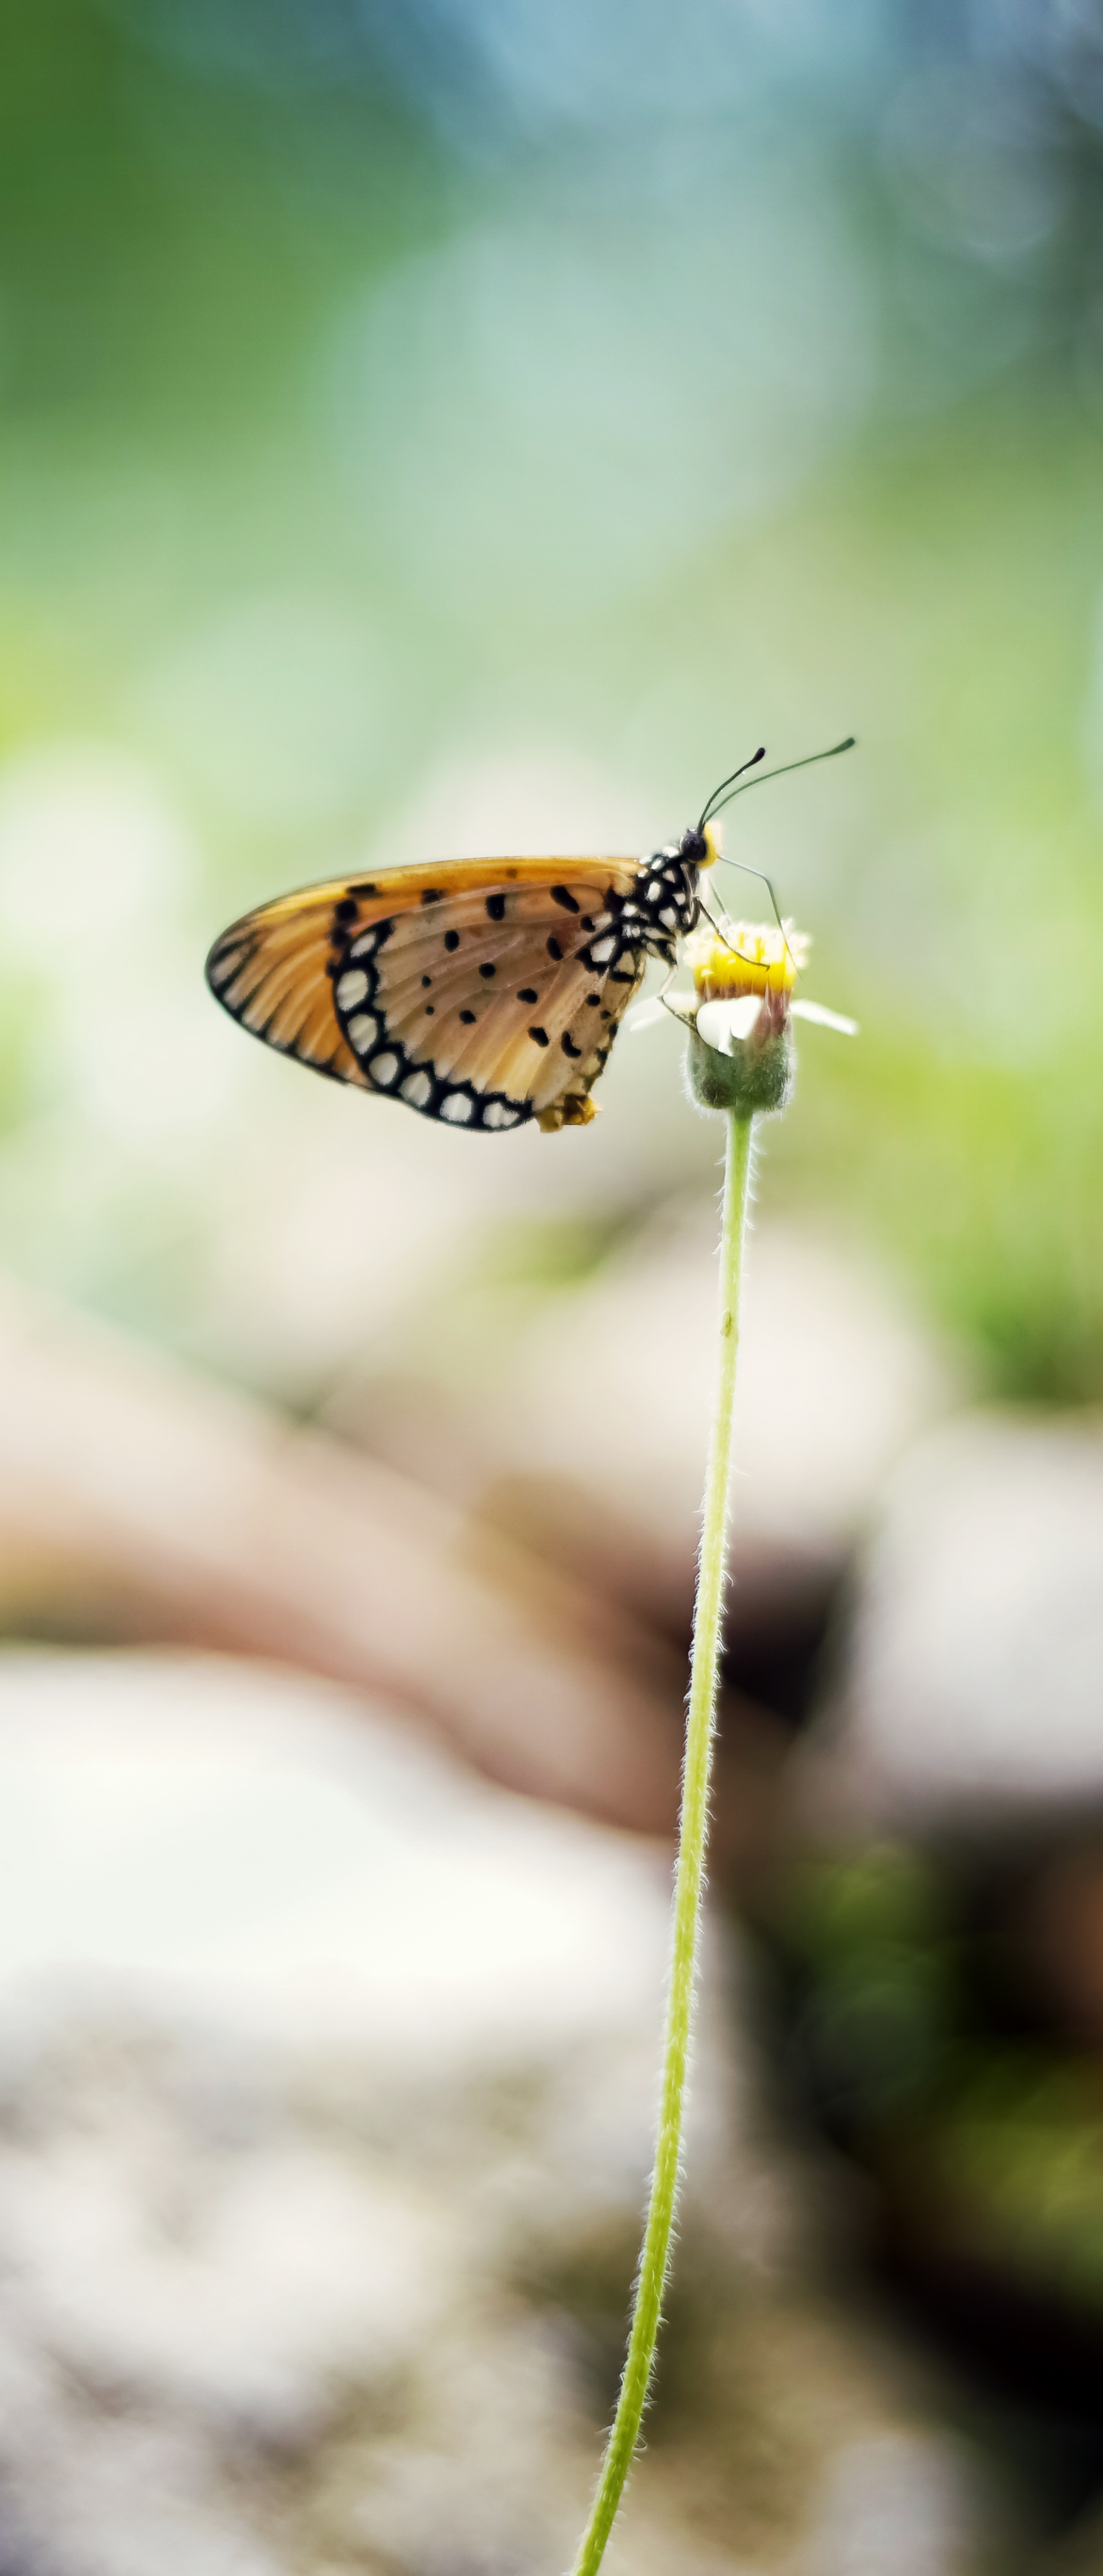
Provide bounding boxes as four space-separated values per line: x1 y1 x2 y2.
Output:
698 887 797 980
537 1091 600 1133
658 963 695 1030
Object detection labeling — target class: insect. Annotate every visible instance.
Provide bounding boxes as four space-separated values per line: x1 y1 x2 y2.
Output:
205 742 852 1134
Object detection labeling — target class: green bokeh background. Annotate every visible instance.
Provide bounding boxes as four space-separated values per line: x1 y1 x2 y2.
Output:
2 0 1102 1401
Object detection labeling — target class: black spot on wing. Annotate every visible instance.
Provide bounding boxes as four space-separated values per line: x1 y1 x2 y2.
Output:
459 1008 476 1024
547 936 563 961
485 893 507 921
550 885 580 912
529 1026 549 1047
518 987 538 1004
444 930 460 952
479 962 496 980
562 1032 582 1059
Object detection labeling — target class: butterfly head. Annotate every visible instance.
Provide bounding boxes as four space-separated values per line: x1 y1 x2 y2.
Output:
631 820 718 949
679 822 720 870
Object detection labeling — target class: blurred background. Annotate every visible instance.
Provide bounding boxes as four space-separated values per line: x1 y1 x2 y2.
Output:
3 1 1103 2569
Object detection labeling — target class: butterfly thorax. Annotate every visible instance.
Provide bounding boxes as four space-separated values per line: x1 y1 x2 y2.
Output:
587 833 704 971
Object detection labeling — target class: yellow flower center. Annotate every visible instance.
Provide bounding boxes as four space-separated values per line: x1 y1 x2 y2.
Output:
688 918 808 998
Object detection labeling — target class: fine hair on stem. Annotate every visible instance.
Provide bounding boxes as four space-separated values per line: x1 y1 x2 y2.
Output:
568 1105 755 2576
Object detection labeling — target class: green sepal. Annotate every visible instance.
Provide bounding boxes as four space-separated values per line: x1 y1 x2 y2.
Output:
686 1023 794 1116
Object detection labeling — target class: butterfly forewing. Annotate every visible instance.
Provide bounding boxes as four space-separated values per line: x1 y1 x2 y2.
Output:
205 851 686 1130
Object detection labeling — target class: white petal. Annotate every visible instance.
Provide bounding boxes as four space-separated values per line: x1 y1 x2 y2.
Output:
625 992 693 1034
790 998 859 1036
695 995 764 1053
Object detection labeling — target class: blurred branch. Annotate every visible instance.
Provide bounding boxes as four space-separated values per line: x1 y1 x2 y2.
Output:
0 1271 735 1837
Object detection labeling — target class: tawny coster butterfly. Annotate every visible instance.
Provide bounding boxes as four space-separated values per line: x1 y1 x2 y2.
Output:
205 743 852 1132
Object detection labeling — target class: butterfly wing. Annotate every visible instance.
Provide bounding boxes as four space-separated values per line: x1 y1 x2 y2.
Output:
205 859 647 1132
205 876 371 1089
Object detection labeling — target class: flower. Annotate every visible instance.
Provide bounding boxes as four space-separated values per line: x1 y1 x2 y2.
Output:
690 918 809 996
626 914 857 1116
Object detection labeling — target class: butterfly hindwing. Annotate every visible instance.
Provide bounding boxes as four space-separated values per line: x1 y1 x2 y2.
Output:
331 870 645 1129
205 879 370 1089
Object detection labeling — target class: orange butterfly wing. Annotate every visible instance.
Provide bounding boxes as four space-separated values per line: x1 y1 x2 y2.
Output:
206 857 654 1132
205 876 370 1089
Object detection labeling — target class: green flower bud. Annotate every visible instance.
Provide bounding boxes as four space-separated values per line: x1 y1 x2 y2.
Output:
686 1020 794 1116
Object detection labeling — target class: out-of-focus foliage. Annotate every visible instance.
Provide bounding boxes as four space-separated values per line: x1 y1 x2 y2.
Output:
1 0 1103 1398
770 1841 1103 2364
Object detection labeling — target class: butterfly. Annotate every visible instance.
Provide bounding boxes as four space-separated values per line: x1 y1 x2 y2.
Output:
204 745 851 1134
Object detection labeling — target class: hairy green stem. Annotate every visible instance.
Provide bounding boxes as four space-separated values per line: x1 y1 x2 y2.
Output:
569 1106 754 2576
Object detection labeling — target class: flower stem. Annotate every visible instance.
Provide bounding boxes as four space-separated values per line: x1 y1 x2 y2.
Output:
569 1106 755 2576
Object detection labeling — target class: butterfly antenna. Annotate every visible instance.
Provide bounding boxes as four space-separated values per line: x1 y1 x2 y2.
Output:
704 735 855 827
698 747 766 833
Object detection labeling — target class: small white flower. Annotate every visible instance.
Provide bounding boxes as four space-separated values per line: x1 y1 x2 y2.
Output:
696 995 766 1051
790 998 859 1036
627 989 857 1046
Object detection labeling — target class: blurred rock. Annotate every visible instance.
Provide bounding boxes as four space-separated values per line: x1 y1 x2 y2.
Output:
0 1261 862 1880
0 1269 691 1837
804 2433 986 2576
362 1212 961 1585
0 1650 998 2575
800 1411 1103 1835
329 1211 961 1838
